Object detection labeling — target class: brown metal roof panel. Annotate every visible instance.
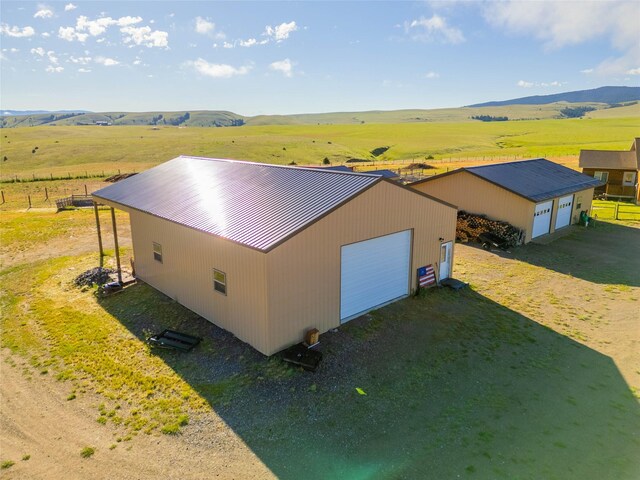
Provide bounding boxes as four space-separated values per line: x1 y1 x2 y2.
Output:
93 156 379 251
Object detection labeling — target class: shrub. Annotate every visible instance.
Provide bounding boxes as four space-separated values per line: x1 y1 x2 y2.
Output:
80 447 95 458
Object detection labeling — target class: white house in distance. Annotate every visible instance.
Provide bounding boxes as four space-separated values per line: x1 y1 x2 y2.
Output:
93 156 457 355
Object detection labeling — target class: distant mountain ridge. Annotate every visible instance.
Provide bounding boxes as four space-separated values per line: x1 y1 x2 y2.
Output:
2 86 639 128
468 86 640 107
1 109 91 116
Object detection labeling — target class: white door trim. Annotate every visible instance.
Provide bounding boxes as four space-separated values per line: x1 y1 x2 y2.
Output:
438 241 452 281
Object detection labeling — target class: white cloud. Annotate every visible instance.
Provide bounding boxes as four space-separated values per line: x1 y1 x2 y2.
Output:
46 65 64 73
405 15 464 44
59 15 144 42
58 25 88 41
1 24 36 38
264 21 298 42
133 58 142 65
580 68 594 74
485 1 640 76
69 55 91 64
64 3 77 12
95 56 119 66
425 71 440 79
41 31 50 37
31 47 46 56
34 8 54 19
120 25 168 48
195 16 214 34
46 50 58 64
239 38 257 47
270 58 293 77
223 41 234 49
517 80 565 88
627 67 640 75
78 68 91 73
188 58 252 78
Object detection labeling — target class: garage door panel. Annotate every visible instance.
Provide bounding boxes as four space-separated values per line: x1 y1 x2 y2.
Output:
554 194 574 230
532 200 553 238
340 230 411 322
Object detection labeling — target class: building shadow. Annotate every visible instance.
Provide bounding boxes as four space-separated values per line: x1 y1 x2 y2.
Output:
477 222 640 286
98 284 640 480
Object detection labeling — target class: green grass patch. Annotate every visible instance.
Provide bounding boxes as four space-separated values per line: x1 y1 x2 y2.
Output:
1 460 15 469
0 254 208 435
80 447 95 458
1 118 638 179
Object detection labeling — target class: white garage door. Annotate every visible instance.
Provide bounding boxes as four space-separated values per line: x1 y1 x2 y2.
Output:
532 200 553 238
340 230 411 323
554 194 574 230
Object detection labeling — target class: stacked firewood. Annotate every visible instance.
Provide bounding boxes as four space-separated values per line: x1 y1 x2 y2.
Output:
456 211 525 247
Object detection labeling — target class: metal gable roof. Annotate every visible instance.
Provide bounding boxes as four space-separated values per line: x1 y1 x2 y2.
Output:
93 156 381 252
465 158 604 202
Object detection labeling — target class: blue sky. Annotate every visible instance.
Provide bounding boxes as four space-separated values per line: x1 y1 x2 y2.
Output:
1 1 639 115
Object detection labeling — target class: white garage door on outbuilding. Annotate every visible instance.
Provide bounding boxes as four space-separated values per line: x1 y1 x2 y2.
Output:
340 230 412 323
554 194 574 230
532 200 553 238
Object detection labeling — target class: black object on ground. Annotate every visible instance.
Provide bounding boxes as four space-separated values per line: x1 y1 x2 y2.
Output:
74 267 116 287
99 281 123 296
441 278 468 290
478 231 510 251
147 329 202 352
283 343 323 372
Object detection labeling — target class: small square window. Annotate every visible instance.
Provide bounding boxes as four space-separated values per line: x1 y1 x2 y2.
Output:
213 269 227 295
153 242 163 263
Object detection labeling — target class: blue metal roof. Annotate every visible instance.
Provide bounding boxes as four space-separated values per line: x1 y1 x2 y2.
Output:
366 169 400 179
93 156 381 252
314 165 354 172
464 159 604 202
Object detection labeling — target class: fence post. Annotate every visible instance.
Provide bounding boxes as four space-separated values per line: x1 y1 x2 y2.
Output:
28 195 32 209
45 187 48 200
615 202 619 220
1 191 4 204
85 185 88 196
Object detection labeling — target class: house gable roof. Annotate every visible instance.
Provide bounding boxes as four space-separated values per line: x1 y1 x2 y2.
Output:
411 158 604 203
93 156 453 252
578 138 640 170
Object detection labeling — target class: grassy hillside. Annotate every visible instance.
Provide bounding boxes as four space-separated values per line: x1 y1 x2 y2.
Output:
1 116 638 180
0 102 626 129
1 110 245 128
585 102 640 119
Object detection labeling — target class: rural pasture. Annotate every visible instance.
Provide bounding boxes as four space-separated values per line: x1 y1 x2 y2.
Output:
1 116 639 180
1 115 639 478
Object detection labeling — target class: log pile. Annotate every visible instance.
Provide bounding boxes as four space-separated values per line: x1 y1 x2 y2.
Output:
456 211 525 247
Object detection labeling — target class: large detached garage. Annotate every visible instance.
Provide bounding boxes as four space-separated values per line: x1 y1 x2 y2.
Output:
410 159 603 243
93 156 457 355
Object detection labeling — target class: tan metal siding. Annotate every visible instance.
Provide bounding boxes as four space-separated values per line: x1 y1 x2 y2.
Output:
265 181 457 354
127 210 270 355
412 171 535 241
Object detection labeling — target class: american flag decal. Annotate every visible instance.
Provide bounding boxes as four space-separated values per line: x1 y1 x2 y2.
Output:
418 265 436 288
